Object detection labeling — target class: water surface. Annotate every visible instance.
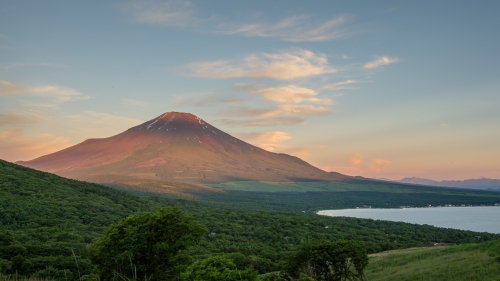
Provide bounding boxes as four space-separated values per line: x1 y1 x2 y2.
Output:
318 206 500 234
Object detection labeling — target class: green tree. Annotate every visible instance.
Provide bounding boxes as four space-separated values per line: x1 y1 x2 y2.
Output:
287 240 368 281
180 255 257 281
90 207 207 280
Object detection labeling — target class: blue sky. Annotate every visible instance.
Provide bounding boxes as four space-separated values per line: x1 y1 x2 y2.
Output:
1 0 499 180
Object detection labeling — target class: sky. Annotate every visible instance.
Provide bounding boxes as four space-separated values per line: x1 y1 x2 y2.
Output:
1 0 499 181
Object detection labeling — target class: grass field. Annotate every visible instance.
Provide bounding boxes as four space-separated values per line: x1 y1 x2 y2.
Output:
208 181 417 193
365 240 500 281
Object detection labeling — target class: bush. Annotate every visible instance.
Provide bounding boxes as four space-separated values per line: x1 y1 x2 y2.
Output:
287 240 368 281
90 207 207 280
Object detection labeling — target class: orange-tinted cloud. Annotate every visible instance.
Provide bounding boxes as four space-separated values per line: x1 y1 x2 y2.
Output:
257 143 325 157
236 131 292 143
216 116 304 127
369 159 391 173
348 153 364 165
186 49 335 80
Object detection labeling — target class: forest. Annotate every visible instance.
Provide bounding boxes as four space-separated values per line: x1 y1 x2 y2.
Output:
1 159 499 280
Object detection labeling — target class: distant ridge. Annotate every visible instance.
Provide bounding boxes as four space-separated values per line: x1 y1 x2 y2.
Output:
396 177 500 191
18 112 348 190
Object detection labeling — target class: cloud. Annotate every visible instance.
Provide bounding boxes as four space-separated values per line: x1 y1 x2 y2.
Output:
186 49 335 80
348 153 364 165
440 123 450 127
124 0 193 26
324 154 391 176
215 117 304 127
225 105 333 119
223 14 355 42
363 56 399 69
0 81 90 104
0 129 70 162
236 131 291 143
122 1 357 43
318 80 359 91
0 112 46 127
257 143 325 157
237 84 333 105
369 159 391 173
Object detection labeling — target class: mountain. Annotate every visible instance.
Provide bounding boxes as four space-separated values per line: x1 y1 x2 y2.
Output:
398 177 500 191
18 112 347 191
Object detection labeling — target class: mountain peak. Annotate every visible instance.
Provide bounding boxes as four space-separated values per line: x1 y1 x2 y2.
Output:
156 112 202 122
18 112 348 184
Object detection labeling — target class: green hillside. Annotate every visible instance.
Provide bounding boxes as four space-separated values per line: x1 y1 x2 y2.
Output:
0 159 155 279
365 240 500 281
1 159 499 280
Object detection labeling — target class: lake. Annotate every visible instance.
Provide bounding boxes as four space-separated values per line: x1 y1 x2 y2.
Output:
317 206 500 234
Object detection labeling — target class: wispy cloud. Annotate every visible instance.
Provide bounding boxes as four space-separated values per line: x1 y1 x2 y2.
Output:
123 0 193 26
235 131 291 143
0 80 90 104
186 49 335 80
235 130 323 157
318 79 359 91
224 105 333 119
237 84 333 105
215 117 304 127
122 1 357 42
257 143 325 157
223 14 355 42
363 56 399 69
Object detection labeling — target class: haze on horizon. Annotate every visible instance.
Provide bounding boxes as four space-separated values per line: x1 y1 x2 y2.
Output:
1 1 499 181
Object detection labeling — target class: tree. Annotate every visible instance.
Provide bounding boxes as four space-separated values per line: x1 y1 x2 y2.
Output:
287 240 368 281
90 207 207 280
180 255 257 281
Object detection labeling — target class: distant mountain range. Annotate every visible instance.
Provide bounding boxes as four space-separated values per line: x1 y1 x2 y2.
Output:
18 112 348 193
393 177 500 191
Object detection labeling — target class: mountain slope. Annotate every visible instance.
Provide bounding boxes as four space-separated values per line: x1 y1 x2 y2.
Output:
18 112 347 187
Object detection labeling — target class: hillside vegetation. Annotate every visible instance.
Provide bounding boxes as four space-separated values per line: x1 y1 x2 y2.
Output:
365 239 500 281
1 159 499 279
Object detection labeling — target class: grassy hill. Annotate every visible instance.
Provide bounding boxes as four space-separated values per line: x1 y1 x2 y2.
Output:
365 239 500 281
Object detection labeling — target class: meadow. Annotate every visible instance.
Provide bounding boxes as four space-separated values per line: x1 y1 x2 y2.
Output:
365 239 500 280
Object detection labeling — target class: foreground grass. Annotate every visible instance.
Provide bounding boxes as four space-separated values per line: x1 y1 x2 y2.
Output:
365 240 500 281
